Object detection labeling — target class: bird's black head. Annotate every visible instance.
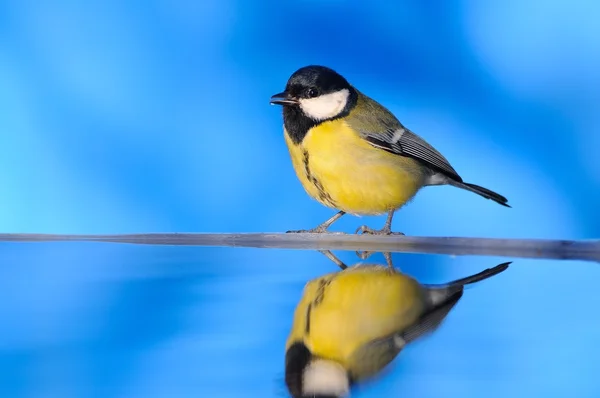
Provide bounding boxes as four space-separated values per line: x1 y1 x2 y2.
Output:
284 65 352 101
270 65 358 144
284 341 349 398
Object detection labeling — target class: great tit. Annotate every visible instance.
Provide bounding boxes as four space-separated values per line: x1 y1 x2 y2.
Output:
270 65 510 235
284 261 510 398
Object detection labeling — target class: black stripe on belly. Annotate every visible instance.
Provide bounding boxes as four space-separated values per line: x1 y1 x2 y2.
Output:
305 303 312 334
302 150 337 208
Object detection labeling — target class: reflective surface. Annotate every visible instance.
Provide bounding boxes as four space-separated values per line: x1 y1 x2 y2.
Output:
1 244 599 397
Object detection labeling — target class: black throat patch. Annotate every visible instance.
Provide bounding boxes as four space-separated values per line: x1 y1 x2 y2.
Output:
283 105 319 145
285 342 312 397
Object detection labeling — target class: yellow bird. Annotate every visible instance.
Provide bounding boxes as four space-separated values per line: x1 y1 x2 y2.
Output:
270 65 510 234
284 262 510 398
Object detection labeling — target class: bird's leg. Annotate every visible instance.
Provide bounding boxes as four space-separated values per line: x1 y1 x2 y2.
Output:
355 210 404 236
287 211 346 234
355 211 404 262
319 250 347 270
383 252 395 269
354 251 397 270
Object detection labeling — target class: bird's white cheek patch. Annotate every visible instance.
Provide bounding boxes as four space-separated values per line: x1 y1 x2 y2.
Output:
300 89 350 121
303 359 350 397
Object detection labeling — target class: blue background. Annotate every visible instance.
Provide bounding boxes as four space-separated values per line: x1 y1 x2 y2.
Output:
1 0 599 397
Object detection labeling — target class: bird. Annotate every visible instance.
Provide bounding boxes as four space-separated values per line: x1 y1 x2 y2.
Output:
270 65 510 235
284 261 510 398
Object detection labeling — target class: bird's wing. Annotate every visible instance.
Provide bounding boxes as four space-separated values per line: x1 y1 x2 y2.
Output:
398 290 463 344
346 96 462 181
352 288 462 358
363 128 462 182
346 331 404 381
346 291 462 380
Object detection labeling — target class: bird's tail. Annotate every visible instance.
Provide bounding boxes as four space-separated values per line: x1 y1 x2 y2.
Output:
424 262 511 307
446 262 511 287
396 263 510 346
447 180 510 207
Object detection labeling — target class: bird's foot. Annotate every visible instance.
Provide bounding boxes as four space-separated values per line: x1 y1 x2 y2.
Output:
355 250 397 270
286 211 347 234
354 224 404 236
286 226 343 234
354 224 404 264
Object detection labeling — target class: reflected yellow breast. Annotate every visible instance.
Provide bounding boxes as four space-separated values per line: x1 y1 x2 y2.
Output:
284 120 428 215
286 266 425 369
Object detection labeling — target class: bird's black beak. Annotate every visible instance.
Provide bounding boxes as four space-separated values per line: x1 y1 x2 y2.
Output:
270 91 299 106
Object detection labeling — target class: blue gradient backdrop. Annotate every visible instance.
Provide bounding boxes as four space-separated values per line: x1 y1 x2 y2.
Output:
1 1 599 397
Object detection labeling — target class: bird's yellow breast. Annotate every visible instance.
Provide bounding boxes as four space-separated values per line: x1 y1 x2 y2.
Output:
286 266 425 371
284 120 428 215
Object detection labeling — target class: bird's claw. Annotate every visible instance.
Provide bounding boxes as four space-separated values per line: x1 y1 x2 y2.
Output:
286 227 344 234
354 250 396 270
354 224 403 265
356 250 374 260
355 225 378 235
354 225 404 236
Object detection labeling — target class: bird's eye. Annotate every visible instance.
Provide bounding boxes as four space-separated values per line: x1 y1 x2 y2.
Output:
307 88 319 98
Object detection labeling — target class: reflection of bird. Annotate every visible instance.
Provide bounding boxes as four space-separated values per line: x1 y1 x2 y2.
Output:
270 65 509 235
284 262 510 398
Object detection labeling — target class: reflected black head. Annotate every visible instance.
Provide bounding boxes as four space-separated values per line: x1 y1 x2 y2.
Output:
284 342 345 398
301 396 338 398
285 65 352 99
285 342 312 398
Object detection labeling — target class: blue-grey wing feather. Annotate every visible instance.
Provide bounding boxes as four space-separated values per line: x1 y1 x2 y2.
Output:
345 93 462 181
